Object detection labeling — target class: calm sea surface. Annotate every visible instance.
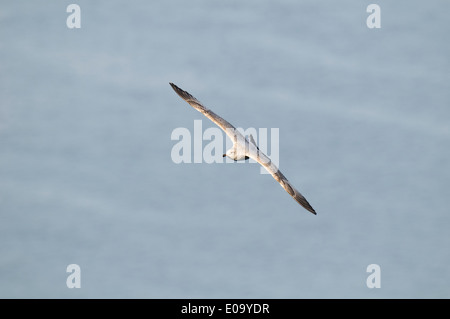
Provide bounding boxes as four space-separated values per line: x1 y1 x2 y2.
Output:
1 1 449 298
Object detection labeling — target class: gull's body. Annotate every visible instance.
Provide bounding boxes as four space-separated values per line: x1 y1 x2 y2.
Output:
170 83 316 215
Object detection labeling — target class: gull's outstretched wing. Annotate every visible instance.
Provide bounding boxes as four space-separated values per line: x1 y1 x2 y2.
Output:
248 134 259 150
248 149 316 214
170 83 238 141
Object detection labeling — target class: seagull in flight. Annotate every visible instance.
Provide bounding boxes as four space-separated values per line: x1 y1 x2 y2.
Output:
170 83 316 215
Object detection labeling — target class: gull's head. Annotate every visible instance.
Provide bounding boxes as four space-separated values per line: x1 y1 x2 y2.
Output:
223 148 236 159
223 148 246 161
223 148 236 160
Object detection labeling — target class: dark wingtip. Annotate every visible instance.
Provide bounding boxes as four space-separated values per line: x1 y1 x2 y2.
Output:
299 197 317 215
169 82 180 93
304 204 316 215
169 82 178 92
169 82 195 101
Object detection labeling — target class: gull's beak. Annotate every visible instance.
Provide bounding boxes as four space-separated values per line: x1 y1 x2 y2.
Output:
222 154 226 157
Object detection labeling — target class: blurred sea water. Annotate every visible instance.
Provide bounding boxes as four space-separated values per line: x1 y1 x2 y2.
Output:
0 1 449 298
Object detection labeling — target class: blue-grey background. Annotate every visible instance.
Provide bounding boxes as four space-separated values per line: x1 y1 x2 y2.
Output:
1 1 449 298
